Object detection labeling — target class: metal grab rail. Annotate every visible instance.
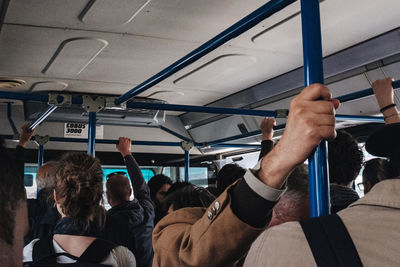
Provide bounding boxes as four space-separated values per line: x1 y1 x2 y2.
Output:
127 102 278 118
114 0 297 105
28 105 58 131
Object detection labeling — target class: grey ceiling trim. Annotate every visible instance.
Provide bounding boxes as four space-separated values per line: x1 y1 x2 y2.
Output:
0 0 10 36
180 27 400 127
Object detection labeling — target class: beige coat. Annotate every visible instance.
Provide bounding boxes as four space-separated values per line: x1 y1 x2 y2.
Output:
244 179 400 266
152 188 267 267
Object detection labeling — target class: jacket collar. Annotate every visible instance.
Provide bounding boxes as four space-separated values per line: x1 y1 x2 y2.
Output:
350 178 400 209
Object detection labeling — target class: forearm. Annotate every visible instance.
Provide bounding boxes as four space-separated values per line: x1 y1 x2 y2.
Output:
382 106 400 124
123 154 148 198
258 140 274 160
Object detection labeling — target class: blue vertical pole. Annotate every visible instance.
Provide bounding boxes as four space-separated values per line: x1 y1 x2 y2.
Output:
184 150 190 182
38 144 44 168
300 0 330 217
88 112 97 156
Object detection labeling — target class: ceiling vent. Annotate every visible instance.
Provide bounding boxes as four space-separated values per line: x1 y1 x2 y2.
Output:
0 78 26 89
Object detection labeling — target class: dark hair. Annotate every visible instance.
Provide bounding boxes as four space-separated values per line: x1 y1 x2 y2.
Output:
286 164 308 197
164 185 215 212
166 181 192 195
55 152 104 230
205 186 220 197
362 158 392 187
0 139 26 245
328 130 364 185
106 174 131 204
216 163 246 194
148 174 173 202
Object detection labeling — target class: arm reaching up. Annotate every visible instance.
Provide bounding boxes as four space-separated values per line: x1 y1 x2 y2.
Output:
372 77 400 124
259 118 276 160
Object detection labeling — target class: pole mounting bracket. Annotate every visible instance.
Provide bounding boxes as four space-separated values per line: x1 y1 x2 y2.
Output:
48 93 72 107
34 135 50 146
275 109 289 118
181 140 194 151
82 95 105 112
105 97 127 110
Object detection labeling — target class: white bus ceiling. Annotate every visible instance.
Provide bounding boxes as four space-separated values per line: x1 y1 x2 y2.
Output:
0 0 399 155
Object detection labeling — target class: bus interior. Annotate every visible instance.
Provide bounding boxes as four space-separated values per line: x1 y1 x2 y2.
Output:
0 0 399 204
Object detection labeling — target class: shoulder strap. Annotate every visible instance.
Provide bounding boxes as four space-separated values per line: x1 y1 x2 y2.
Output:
77 239 117 263
300 214 363 267
32 235 56 263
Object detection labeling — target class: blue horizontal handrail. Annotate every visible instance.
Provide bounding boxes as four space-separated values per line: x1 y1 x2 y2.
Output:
159 126 192 142
335 114 384 123
337 80 400 103
114 0 297 105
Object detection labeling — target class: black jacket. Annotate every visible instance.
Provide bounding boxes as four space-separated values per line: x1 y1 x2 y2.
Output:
25 189 60 245
103 154 155 267
15 145 60 245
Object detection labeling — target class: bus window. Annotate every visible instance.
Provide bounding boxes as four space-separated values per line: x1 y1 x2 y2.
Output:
178 167 209 187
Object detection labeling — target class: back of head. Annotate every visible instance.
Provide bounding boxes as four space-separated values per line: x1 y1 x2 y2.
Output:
365 123 400 178
106 174 131 205
55 152 104 229
362 158 392 188
164 185 216 212
36 161 58 192
0 138 27 265
148 174 173 202
270 164 309 227
328 130 363 185
216 163 246 194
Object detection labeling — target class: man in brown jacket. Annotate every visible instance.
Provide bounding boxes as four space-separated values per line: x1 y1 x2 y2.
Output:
244 77 400 266
152 83 340 266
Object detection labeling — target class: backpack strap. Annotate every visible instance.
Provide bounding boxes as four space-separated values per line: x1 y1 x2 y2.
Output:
32 235 56 264
77 239 117 263
300 214 363 267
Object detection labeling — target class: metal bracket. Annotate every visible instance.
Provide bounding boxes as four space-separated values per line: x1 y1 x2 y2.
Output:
82 95 105 112
104 97 127 110
34 135 50 146
48 93 72 107
181 140 194 151
276 109 289 119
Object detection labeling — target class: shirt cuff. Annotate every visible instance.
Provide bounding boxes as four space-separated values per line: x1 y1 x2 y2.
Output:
244 160 285 202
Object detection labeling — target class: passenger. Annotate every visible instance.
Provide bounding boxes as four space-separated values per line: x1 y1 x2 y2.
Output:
103 137 154 267
163 185 215 214
25 161 60 245
23 152 135 266
152 83 339 266
268 164 309 228
0 138 28 266
148 174 173 206
360 158 391 194
244 77 400 266
154 181 193 224
148 174 173 225
258 117 276 159
328 130 363 212
215 163 246 195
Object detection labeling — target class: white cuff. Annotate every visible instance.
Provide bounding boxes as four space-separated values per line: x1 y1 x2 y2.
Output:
244 160 286 202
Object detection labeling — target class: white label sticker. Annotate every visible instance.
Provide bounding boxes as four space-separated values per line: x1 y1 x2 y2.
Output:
64 123 104 139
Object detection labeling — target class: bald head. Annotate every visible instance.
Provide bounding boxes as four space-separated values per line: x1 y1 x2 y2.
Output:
106 175 132 207
36 161 58 191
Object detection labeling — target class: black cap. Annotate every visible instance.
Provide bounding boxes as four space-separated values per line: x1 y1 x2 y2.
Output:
365 123 400 157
